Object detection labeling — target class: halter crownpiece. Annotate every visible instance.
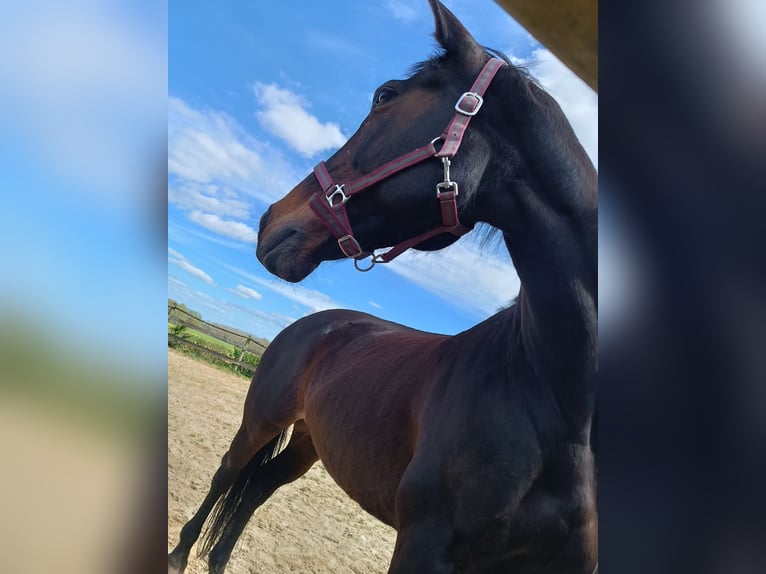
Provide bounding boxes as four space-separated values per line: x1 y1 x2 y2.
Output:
308 57 506 271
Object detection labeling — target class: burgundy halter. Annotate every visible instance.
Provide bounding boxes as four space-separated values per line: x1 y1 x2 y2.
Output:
308 57 506 271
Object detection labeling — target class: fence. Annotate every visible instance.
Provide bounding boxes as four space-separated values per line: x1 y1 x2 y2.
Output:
168 303 268 373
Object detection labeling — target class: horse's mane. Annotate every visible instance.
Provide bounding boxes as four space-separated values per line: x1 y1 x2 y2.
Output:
406 46 537 85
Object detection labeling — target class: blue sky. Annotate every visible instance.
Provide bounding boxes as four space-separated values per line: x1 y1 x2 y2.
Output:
168 0 598 340
0 0 167 381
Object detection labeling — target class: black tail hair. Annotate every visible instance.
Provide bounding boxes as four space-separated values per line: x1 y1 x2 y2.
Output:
198 428 290 556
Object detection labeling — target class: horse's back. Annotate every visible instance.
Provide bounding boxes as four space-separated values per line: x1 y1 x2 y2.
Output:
265 308 445 366
242 308 447 431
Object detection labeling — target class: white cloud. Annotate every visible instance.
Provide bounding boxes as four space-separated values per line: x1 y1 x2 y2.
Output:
251 277 340 314
187 211 258 244
526 48 598 168
385 0 420 24
173 259 213 283
168 274 296 339
168 275 187 290
385 236 519 316
168 96 300 205
220 263 343 314
168 97 263 184
168 96 307 245
168 248 214 285
253 83 347 157
231 284 263 300
169 219 256 253
368 301 383 309
168 183 251 219
190 289 229 315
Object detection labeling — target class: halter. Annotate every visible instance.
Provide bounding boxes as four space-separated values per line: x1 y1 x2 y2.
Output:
308 57 506 271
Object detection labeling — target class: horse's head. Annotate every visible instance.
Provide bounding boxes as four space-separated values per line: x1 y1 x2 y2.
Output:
257 0 497 282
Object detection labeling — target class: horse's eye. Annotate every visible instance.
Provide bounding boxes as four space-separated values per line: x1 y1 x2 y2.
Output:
373 87 398 107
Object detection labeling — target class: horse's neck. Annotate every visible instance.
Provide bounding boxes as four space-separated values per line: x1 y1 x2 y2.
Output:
476 68 598 424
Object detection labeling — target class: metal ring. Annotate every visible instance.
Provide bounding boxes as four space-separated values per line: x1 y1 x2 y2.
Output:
354 256 376 272
430 136 444 156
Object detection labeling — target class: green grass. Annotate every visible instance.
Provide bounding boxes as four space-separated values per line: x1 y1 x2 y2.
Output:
170 323 237 351
168 323 260 379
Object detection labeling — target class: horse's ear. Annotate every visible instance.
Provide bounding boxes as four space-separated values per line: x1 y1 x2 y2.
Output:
428 0 484 67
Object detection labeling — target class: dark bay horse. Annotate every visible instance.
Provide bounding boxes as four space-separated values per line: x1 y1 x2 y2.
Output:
168 1 597 572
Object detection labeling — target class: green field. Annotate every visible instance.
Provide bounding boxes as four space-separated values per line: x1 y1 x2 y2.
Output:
168 323 260 378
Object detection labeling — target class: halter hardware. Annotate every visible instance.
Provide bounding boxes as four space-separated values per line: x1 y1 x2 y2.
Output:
353 253 383 272
436 156 457 198
307 57 506 271
337 234 363 258
326 184 349 207
455 92 483 116
436 181 458 198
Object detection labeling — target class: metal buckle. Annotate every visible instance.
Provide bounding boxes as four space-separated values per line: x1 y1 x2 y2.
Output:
455 92 483 116
326 184 349 207
338 234 363 258
436 181 459 198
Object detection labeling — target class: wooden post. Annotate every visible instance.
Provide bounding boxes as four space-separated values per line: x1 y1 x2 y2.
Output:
493 0 597 92
238 336 252 374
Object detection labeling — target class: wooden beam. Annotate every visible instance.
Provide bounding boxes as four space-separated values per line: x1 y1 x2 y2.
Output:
494 0 597 92
168 334 257 372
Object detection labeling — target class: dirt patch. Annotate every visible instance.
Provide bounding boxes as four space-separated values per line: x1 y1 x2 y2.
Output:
168 349 397 573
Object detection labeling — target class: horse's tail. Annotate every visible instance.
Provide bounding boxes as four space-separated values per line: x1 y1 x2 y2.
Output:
198 428 290 557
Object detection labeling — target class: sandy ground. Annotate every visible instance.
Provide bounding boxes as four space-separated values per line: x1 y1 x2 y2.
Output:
168 349 397 573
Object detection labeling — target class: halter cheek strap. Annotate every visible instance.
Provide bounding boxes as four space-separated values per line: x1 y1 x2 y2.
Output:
308 57 506 270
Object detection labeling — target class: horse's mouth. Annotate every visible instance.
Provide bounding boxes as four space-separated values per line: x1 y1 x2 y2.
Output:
256 227 318 282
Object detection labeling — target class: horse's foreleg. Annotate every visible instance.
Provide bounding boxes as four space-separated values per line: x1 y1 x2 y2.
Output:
387 457 461 574
387 522 458 574
207 420 319 574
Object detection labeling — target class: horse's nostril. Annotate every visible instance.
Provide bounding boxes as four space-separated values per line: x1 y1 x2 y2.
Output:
257 226 298 263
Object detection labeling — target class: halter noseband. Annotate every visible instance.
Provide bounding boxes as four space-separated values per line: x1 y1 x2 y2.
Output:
308 57 506 272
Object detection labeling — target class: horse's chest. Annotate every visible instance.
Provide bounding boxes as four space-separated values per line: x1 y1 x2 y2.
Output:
447 447 597 573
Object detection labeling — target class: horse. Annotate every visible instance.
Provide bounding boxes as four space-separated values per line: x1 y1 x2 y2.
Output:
168 1 597 572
